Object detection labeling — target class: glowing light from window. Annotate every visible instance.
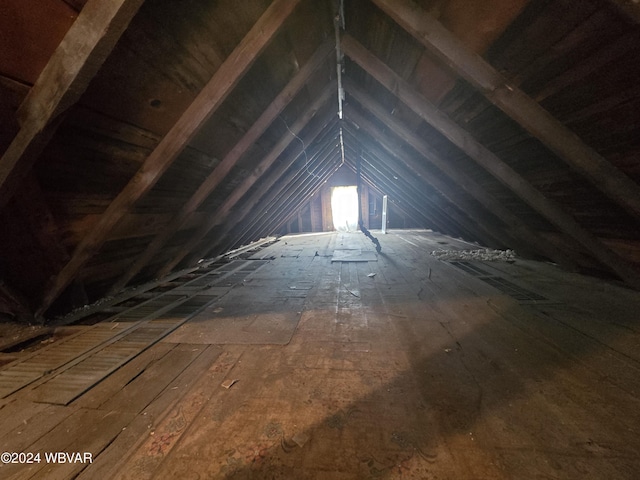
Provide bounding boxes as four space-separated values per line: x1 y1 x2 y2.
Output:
331 186 358 232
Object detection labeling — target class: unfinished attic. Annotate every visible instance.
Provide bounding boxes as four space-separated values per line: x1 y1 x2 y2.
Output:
1 0 640 477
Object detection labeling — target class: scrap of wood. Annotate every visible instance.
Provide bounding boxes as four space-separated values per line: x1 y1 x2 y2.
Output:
221 378 238 389
292 432 310 447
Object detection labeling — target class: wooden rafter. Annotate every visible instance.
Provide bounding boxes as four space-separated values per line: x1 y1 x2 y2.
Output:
179 99 337 269
238 143 343 250
0 0 145 210
342 37 640 286
371 0 640 220
342 94 575 268
340 129 498 245
35 0 302 317
226 131 342 249
343 116 517 251
108 39 334 294
156 84 336 277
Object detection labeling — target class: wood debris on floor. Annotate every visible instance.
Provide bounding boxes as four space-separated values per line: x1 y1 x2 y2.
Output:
1 230 640 479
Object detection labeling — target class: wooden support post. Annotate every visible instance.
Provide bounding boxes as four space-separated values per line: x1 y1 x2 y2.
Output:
381 195 388 234
361 184 370 230
321 185 333 231
368 1 640 220
35 0 302 317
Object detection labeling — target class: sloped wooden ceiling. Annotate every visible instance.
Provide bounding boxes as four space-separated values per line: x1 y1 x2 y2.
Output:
1 0 640 321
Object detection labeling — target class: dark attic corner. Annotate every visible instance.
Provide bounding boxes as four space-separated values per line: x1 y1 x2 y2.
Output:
1 0 640 478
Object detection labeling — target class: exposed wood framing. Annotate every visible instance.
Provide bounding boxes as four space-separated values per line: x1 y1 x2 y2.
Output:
346 131 505 245
266 160 341 241
347 84 640 278
35 0 302 317
344 84 575 267
371 0 640 220
345 115 586 270
224 136 340 248
156 84 336 277
342 38 640 286
226 131 342 250
343 118 516 251
108 39 333 294
186 107 338 266
0 0 145 210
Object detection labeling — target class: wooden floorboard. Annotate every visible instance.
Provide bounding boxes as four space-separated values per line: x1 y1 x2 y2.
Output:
0 230 639 479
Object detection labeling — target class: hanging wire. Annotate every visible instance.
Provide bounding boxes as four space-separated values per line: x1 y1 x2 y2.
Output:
279 115 321 178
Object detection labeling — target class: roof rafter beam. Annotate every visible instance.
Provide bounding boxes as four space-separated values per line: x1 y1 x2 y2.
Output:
344 79 577 270
371 0 640 220
227 129 342 249
342 36 640 287
343 119 513 250
189 103 338 265
347 77 576 269
0 0 146 210
156 84 336 276
234 144 342 249
341 128 489 242
188 114 338 265
109 39 334 294
345 116 530 251
35 0 302 316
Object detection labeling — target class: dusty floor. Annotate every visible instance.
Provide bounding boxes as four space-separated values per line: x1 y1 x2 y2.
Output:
1 230 640 479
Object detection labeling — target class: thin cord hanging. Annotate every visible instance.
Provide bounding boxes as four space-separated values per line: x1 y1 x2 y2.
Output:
279 115 321 178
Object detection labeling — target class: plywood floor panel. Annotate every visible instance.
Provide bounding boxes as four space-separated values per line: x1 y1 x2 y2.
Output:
1 231 640 479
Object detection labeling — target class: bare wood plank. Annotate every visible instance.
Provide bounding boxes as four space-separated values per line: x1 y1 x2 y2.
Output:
342 36 640 287
100 343 206 413
75 344 224 480
156 84 335 277
88 347 244 480
371 0 640 220
0 402 66 446
534 31 637 102
348 132 506 247
185 129 337 264
109 40 333 294
224 131 343 249
261 162 340 244
72 341 174 410
35 0 302 317
0 0 145 210
344 82 577 270
235 142 342 244
227 142 343 251
344 110 542 258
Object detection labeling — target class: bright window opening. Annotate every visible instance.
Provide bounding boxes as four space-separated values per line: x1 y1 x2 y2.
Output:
331 186 359 232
